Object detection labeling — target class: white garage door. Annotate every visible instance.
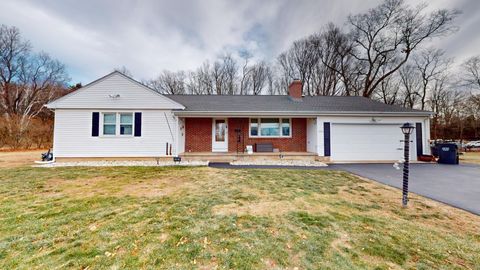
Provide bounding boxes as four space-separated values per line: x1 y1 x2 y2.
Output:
330 124 417 161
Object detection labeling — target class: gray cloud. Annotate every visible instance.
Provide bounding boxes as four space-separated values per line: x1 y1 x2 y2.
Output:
1 0 478 83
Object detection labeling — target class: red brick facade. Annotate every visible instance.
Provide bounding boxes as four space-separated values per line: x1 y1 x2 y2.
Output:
185 118 212 152
184 117 307 152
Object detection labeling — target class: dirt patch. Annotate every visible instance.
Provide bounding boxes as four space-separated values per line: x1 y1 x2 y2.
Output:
116 177 194 198
330 230 352 251
213 197 329 216
44 176 195 198
0 150 45 168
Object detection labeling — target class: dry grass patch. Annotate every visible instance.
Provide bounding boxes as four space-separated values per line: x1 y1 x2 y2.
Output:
0 166 479 269
461 151 480 165
0 150 44 168
213 198 329 216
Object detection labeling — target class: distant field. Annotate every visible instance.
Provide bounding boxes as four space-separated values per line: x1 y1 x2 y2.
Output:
461 151 480 165
0 150 45 168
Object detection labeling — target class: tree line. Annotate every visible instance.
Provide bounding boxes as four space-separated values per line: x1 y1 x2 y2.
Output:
1 0 480 149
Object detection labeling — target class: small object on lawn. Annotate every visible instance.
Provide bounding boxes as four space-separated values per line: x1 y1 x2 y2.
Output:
41 149 53 161
393 163 400 170
400 122 415 207
173 156 181 164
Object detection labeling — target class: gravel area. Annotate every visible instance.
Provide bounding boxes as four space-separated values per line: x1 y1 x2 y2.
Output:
231 159 327 167
33 160 208 167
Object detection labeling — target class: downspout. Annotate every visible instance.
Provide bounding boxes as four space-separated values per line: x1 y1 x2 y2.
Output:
164 112 175 156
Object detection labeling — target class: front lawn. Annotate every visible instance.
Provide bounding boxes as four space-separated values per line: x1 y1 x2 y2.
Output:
0 166 479 269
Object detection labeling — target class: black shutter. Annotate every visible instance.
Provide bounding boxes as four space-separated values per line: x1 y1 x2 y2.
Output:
134 112 142 137
324 122 331 156
92 112 99 137
416 122 423 156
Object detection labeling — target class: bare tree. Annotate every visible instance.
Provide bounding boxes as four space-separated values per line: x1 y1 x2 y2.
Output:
462 56 480 90
278 37 318 95
212 60 225 95
375 65 401 105
0 25 69 131
399 64 422 108
414 49 451 110
221 54 238 95
147 70 186 94
347 0 459 97
249 61 270 95
239 50 252 95
319 24 360 96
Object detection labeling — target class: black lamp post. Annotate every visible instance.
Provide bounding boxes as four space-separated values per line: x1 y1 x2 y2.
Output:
400 123 415 207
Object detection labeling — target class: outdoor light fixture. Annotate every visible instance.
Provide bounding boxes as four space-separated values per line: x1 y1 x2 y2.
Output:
400 122 415 207
401 122 415 135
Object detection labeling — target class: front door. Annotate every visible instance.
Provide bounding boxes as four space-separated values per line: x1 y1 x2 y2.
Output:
212 118 228 152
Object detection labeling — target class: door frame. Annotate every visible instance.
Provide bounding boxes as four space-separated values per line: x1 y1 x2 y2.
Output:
212 118 228 152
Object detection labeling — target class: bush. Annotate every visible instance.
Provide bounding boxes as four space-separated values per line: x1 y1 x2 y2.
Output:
0 115 53 150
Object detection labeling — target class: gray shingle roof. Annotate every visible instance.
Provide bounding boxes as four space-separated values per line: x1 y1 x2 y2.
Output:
165 95 431 115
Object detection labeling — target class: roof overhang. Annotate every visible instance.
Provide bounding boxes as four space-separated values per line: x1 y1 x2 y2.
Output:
172 110 433 117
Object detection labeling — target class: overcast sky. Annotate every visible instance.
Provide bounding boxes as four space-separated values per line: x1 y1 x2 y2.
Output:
1 0 479 84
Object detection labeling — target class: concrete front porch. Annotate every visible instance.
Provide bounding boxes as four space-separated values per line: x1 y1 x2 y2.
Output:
179 151 325 162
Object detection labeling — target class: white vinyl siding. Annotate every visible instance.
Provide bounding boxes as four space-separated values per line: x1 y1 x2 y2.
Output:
47 72 184 110
53 109 177 157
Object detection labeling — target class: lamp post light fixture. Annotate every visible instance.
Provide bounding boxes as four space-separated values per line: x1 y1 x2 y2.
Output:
400 123 415 207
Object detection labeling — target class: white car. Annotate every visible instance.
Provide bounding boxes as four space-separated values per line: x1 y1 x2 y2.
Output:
465 141 480 148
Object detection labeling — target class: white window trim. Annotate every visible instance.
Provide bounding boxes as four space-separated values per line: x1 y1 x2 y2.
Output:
100 112 135 137
249 118 292 138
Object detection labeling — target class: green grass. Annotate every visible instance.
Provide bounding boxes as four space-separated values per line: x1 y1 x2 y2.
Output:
0 166 479 269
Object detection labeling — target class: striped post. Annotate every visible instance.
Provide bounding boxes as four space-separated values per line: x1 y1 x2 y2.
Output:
402 132 410 207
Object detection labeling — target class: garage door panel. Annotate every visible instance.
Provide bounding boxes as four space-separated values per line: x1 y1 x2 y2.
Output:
331 124 416 161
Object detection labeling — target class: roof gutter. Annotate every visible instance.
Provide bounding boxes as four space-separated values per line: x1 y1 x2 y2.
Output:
172 110 433 117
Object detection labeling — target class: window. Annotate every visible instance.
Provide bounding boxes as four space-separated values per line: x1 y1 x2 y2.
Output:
103 113 116 135
250 118 291 137
261 118 280 136
120 113 133 135
102 112 134 136
281 119 290 136
250 118 258 136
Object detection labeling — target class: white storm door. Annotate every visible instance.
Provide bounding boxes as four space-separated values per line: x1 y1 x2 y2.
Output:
212 118 228 152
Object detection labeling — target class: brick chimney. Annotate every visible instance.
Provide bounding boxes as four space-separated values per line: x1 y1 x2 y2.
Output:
288 80 303 99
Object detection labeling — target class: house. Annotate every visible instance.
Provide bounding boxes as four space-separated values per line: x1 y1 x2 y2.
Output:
46 71 432 162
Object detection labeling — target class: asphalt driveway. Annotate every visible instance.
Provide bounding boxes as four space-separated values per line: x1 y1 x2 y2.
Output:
330 163 480 215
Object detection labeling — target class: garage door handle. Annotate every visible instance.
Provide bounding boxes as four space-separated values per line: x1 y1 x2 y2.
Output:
396 148 403 150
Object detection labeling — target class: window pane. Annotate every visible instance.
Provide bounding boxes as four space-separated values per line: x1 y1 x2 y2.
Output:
120 113 133 124
103 124 116 135
104 113 116 124
260 118 280 136
250 119 258 136
120 125 132 135
215 120 226 141
282 119 290 136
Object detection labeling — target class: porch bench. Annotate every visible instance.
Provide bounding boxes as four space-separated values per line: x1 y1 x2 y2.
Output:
255 142 274 152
